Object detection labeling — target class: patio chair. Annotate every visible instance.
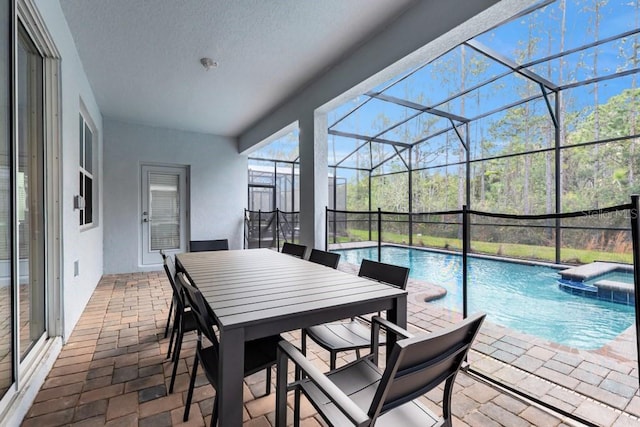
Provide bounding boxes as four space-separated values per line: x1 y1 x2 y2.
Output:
159 250 173 339
177 273 282 424
308 249 341 269
281 242 307 258
301 259 409 369
162 254 198 393
277 313 486 427
189 238 229 252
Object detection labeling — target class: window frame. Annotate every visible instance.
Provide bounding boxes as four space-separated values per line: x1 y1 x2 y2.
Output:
78 104 97 229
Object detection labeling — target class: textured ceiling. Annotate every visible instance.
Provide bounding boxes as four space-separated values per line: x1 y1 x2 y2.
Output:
59 0 417 137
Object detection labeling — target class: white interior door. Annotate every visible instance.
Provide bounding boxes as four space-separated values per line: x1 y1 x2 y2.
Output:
141 165 188 265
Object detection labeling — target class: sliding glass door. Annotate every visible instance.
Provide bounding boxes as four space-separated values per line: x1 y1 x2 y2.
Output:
17 23 45 360
0 9 48 406
0 0 12 401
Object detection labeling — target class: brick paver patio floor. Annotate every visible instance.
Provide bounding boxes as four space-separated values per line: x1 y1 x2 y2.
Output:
20 270 600 426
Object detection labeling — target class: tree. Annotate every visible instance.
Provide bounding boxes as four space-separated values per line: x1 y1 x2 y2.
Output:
564 87 640 211
617 0 640 186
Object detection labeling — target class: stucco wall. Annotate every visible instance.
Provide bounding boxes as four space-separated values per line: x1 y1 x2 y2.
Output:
36 0 104 339
103 119 246 274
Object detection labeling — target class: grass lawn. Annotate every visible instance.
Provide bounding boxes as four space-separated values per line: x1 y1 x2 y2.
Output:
338 229 632 264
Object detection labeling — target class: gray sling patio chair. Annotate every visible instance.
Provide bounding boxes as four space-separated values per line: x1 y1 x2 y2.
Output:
308 248 341 269
277 312 486 427
162 254 198 394
189 238 229 252
160 250 173 339
177 273 282 425
301 258 409 369
281 242 307 258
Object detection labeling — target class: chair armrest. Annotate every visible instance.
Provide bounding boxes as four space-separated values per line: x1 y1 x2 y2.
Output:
277 340 370 427
371 316 414 339
370 316 414 366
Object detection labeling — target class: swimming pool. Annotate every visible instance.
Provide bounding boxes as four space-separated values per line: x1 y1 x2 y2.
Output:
335 246 635 350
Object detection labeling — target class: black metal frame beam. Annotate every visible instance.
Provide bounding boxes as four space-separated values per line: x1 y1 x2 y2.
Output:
467 93 545 123
450 120 468 151
398 122 458 152
465 39 558 91
334 165 372 172
248 157 299 165
368 92 470 123
368 132 640 179
520 27 640 71
328 129 411 148
558 67 640 92
371 146 411 171
334 140 370 169
392 146 410 170
328 96 372 129
541 84 559 129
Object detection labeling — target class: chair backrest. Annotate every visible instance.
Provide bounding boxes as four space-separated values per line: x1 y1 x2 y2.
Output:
368 313 486 421
358 259 409 290
189 239 229 252
176 273 220 354
281 242 307 258
308 249 340 269
163 255 186 311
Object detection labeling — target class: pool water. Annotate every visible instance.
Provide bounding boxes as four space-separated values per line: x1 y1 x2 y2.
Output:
335 246 635 350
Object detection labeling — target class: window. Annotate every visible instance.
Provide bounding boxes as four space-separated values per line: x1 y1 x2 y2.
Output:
79 112 94 226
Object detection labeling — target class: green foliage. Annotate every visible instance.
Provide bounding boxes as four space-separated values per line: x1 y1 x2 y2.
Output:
343 228 632 264
562 88 640 212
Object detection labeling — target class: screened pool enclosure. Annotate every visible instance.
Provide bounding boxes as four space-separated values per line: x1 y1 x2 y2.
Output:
250 0 639 264
247 139 347 248
247 1 640 424
325 0 640 265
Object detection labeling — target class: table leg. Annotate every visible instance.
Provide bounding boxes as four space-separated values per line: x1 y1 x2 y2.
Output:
218 327 245 426
276 347 288 427
386 294 407 362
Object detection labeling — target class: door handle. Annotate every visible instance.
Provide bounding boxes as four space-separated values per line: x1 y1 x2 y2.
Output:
142 211 150 223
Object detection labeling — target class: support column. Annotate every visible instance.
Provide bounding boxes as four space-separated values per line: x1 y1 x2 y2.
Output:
298 111 328 250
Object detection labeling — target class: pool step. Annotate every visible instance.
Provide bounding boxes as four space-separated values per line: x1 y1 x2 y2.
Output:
558 279 598 293
559 261 632 281
558 278 636 306
594 279 634 293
